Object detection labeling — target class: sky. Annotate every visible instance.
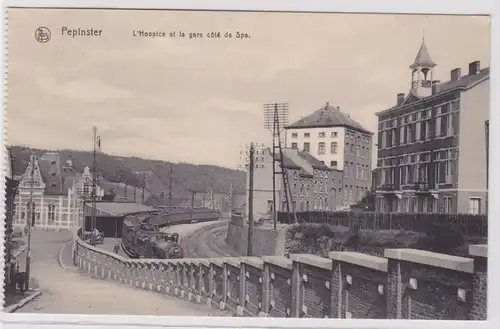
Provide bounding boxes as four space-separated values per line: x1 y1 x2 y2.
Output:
7 9 490 169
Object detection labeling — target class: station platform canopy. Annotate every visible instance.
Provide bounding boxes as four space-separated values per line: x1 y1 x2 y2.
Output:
84 201 159 218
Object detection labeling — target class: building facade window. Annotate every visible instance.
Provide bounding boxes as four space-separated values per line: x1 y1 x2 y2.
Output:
331 132 338 138
304 133 310 138
403 197 409 213
318 132 325 138
291 142 298 149
292 133 298 138
318 142 325 154
331 142 338 154
444 196 452 213
330 161 337 168
411 196 418 213
469 197 481 215
303 142 310 152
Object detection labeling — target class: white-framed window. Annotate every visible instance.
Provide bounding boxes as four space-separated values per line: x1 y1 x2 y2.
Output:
377 196 384 212
403 197 409 213
469 197 481 215
422 198 428 213
330 142 338 154
412 197 418 213
428 198 436 213
291 133 298 139
444 196 453 213
47 204 56 222
318 142 325 154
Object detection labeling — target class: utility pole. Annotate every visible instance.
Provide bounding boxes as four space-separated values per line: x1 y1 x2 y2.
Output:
485 120 489 212
247 143 255 256
272 108 277 230
190 190 196 209
141 174 145 203
90 127 98 245
228 182 233 216
264 102 290 230
25 153 35 290
168 164 173 208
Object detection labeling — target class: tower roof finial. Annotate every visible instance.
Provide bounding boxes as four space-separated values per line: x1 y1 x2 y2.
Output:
410 38 436 69
422 15 427 42
410 15 434 69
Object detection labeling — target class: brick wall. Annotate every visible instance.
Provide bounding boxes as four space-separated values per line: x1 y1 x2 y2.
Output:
330 252 387 319
74 235 487 320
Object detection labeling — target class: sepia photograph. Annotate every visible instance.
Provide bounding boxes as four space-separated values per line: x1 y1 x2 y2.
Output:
3 7 490 321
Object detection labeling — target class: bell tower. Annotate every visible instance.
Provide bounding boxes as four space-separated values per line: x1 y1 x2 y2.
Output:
410 38 436 98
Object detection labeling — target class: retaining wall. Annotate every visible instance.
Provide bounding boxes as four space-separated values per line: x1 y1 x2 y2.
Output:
74 235 487 319
225 218 286 256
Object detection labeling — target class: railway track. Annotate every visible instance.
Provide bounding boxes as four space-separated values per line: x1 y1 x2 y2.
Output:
181 221 242 258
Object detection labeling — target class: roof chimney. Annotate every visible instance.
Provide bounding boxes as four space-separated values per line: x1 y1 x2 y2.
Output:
450 68 461 81
431 80 441 95
468 61 480 75
325 102 330 107
397 93 405 106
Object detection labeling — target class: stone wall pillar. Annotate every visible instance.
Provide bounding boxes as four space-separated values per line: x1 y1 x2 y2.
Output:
385 248 474 320
260 256 293 317
290 254 332 318
469 244 487 320
330 259 343 318
290 256 302 317
329 251 388 319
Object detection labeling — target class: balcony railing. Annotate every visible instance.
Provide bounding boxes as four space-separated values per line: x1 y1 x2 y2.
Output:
377 183 399 192
414 182 433 192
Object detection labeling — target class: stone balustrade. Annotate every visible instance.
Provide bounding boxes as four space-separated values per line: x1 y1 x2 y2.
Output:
74 237 487 320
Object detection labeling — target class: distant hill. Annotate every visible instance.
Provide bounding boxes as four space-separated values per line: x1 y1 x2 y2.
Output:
9 146 246 202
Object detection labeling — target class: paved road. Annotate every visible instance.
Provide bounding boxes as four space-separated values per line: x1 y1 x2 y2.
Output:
16 230 229 316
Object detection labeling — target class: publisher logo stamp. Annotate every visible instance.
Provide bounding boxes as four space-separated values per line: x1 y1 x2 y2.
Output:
35 27 51 43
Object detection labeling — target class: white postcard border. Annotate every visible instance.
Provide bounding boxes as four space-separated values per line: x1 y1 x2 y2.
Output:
0 0 499 329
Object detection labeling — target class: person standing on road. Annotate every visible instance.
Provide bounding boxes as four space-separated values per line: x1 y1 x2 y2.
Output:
113 241 120 254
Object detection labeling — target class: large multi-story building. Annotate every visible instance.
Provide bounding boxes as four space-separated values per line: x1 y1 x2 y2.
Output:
374 40 490 214
13 152 104 230
285 102 373 205
247 146 344 219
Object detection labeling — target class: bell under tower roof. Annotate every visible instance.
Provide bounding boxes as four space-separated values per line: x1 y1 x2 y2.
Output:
410 39 436 69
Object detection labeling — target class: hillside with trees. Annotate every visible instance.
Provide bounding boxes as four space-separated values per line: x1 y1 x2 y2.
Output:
9 146 246 202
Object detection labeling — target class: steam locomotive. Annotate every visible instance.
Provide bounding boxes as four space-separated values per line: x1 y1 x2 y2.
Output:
121 214 184 259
